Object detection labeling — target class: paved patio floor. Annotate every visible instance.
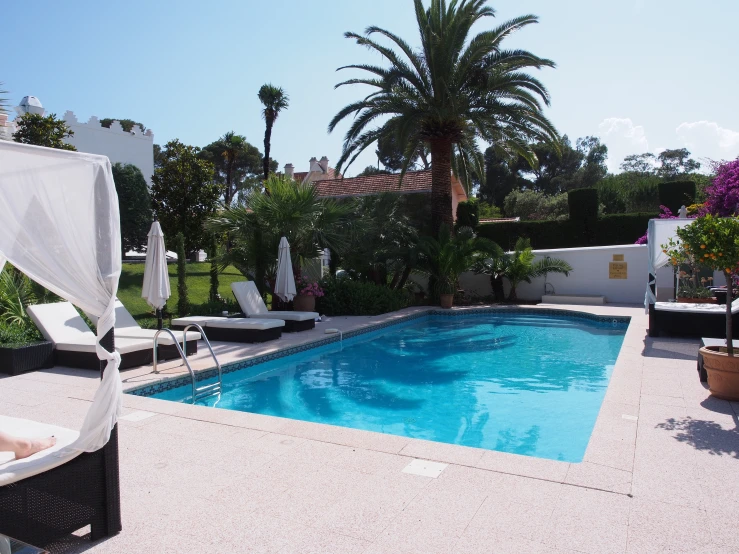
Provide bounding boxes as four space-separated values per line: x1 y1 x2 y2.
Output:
2 304 738 553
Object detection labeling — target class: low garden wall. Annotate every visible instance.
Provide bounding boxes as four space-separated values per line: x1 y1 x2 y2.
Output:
458 244 657 304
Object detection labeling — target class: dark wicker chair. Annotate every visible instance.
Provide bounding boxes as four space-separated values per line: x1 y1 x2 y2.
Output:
648 303 739 338
0 330 122 548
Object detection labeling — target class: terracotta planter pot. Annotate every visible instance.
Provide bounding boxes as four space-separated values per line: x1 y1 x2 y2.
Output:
293 294 316 312
439 294 454 309
701 346 739 401
677 297 717 304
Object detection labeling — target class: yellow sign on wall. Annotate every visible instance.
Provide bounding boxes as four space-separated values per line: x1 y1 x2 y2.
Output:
609 254 627 279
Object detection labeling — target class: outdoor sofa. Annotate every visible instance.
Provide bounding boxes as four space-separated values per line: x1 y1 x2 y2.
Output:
648 298 739 339
0 414 121 547
28 302 154 370
232 281 319 332
171 315 284 343
86 300 200 358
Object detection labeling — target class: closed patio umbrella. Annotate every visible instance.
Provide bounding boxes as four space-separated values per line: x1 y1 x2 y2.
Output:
142 221 171 329
274 236 296 302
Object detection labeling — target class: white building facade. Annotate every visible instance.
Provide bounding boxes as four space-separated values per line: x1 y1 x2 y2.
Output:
3 96 155 185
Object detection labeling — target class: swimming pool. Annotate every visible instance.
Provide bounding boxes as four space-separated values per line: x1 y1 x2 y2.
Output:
147 312 628 462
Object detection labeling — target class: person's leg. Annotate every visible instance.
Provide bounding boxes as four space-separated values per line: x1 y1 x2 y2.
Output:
0 430 56 459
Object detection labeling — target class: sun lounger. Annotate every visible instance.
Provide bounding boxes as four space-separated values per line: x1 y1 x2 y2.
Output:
648 298 739 338
231 281 318 332
27 302 153 370
0 415 121 546
171 316 284 343
85 300 200 359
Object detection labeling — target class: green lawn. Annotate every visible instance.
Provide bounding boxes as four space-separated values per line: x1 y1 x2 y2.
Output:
118 263 245 327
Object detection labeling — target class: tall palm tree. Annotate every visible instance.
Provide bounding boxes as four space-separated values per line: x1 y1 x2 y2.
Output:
220 131 246 206
257 84 289 181
329 0 559 235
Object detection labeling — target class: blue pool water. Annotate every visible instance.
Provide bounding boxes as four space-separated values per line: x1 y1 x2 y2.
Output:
150 313 627 462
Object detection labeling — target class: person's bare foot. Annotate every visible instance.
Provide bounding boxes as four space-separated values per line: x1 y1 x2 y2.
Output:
14 436 56 460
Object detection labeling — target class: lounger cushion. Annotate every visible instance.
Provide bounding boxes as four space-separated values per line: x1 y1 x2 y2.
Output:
54 336 154 354
171 316 227 326
28 302 97 345
205 318 284 330
253 311 318 322
655 299 739 314
0 415 82 486
232 281 319 321
114 328 201 344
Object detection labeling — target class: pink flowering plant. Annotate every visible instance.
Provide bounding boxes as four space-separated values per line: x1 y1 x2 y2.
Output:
701 159 739 217
296 275 324 297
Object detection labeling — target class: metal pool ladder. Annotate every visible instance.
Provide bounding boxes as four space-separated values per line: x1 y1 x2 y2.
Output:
153 323 223 404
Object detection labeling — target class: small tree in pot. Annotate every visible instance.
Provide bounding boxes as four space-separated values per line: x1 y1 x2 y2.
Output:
418 225 500 308
677 215 739 399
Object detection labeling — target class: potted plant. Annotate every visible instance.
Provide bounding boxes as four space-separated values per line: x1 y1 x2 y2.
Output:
294 276 324 312
662 236 716 303
676 215 739 400
418 224 499 309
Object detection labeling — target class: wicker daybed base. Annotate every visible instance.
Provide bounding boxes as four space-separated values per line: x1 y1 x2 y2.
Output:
648 304 739 339
171 324 282 343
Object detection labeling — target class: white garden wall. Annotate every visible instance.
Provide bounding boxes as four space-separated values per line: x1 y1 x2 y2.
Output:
458 244 661 305
62 112 155 186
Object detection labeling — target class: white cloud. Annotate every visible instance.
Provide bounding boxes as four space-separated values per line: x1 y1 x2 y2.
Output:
676 121 739 162
597 117 650 172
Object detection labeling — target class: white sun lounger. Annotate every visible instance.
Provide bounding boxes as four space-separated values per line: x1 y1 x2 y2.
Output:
649 298 739 338
27 302 154 370
231 281 318 332
85 300 200 358
170 315 284 343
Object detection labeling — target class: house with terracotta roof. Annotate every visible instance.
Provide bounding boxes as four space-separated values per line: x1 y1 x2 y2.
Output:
284 157 468 219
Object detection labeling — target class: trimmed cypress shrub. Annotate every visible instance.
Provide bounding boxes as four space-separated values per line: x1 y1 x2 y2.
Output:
455 200 479 230
567 188 599 220
658 181 696 215
175 232 190 316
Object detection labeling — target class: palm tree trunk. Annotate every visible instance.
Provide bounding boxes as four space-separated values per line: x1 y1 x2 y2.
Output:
225 157 234 206
429 137 454 235
491 275 505 302
395 265 413 290
263 118 273 181
507 283 517 301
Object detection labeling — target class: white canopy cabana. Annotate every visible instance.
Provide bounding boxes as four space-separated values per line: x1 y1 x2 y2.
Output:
0 141 122 455
645 218 693 308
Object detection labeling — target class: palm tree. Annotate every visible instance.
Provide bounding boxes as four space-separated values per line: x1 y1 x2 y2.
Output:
476 237 572 300
418 224 501 303
205 175 354 294
0 82 8 115
257 84 289 181
220 131 246 206
329 0 559 235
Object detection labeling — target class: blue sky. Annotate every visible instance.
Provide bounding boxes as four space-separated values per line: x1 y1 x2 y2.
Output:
4 0 737 175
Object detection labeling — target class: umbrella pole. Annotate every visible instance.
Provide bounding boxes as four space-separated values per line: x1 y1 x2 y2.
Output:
157 308 163 330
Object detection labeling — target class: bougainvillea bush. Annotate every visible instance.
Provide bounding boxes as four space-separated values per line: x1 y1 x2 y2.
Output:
702 159 739 217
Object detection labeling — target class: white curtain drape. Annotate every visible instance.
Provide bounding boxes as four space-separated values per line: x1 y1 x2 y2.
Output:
0 141 122 454
645 218 692 309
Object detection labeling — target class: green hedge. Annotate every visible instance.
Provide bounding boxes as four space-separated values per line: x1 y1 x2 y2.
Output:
658 181 696 215
316 278 410 316
477 213 655 250
568 188 599 220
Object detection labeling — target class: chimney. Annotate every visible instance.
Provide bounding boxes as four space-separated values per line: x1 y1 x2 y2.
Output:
319 156 329 173
309 156 322 173
284 163 294 178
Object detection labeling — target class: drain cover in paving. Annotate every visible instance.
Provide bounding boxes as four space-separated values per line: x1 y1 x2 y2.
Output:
402 459 448 478
120 410 157 422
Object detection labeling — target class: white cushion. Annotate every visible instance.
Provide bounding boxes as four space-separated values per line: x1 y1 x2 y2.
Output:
205 318 284 330
0 415 82 486
171 316 227 326
254 311 319 321
27 302 95 344
55 336 153 354
114 328 201 343
232 281 268 315
655 299 739 314
232 281 319 320
85 299 140 330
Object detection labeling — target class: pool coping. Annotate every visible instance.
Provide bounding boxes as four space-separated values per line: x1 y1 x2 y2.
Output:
125 305 631 399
